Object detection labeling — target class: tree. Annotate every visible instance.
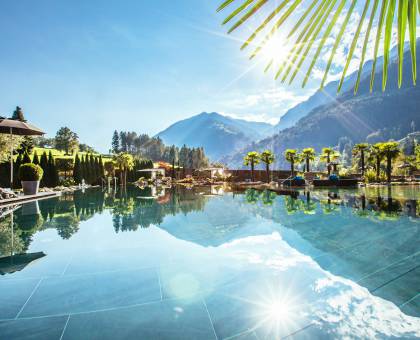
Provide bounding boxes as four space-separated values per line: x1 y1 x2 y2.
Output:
114 153 134 186
73 154 82 184
0 134 22 163
13 154 22 188
353 143 370 176
112 130 120 153
320 147 334 175
380 141 400 183
32 151 40 165
40 152 48 187
300 148 316 173
17 137 34 156
12 106 26 121
179 145 189 168
330 151 341 174
34 136 54 148
104 161 116 178
217 0 417 93
55 127 79 155
98 156 105 179
55 158 74 180
79 143 96 153
119 132 127 152
89 154 97 184
48 151 59 187
369 143 385 182
260 150 274 183
243 151 260 182
22 152 31 164
284 149 298 177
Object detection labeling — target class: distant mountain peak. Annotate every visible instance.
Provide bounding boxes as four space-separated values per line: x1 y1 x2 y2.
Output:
155 111 273 160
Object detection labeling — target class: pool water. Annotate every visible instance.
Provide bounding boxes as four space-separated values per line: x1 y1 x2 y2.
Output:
0 185 419 339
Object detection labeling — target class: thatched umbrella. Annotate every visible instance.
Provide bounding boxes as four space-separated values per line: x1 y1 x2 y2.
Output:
0 107 44 189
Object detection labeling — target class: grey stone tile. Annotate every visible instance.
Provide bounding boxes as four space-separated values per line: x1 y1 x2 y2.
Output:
0 315 68 340
20 268 160 317
0 278 40 319
62 299 216 340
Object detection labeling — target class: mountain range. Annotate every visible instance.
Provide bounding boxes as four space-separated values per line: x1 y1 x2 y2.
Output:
221 41 420 168
273 47 398 132
156 112 273 160
156 41 419 167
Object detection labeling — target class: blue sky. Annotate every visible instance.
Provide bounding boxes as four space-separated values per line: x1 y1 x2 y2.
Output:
0 1 394 152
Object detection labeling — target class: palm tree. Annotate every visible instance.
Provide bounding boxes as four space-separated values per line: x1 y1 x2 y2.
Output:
300 148 316 173
380 141 401 183
370 143 385 182
260 150 275 183
114 153 134 186
353 143 370 176
104 161 116 178
217 0 418 92
284 149 298 177
320 147 334 175
243 151 260 182
330 151 341 174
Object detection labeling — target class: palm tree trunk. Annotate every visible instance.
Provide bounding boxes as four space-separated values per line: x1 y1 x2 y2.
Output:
266 163 270 183
291 160 294 177
386 155 391 183
327 155 331 175
306 158 310 173
251 162 254 182
361 150 365 176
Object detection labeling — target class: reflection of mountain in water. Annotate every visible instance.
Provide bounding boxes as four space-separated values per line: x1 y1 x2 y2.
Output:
157 193 278 247
242 188 419 317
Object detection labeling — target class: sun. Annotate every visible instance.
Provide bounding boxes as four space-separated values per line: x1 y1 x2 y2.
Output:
260 34 289 66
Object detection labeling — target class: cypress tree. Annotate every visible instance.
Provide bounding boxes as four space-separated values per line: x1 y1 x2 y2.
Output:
85 154 92 184
40 152 48 187
14 154 22 188
22 152 31 164
48 151 59 187
73 154 82 184
89 154 96 184
33 151 40 165
94 157 100 184
99 156 104 179
112 130 120 153
82 155 88 184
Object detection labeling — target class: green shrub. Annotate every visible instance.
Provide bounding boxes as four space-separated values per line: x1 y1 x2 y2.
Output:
365 169 387 183
18 163 44 181
59 178 76 187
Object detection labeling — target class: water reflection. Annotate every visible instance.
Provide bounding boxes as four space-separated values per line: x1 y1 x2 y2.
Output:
1 186 418 256
0 185 419 324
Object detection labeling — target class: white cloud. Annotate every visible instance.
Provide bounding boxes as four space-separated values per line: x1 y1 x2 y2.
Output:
218 86 311 124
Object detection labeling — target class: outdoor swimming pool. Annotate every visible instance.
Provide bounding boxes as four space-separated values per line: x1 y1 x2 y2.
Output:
0 185 419 339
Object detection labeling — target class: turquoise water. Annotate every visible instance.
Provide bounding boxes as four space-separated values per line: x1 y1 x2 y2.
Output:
0 185 419 339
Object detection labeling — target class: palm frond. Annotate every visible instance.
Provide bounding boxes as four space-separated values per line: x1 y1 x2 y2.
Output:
218 0 419 93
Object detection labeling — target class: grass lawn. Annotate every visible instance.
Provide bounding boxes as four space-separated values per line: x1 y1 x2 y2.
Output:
31 147 113 162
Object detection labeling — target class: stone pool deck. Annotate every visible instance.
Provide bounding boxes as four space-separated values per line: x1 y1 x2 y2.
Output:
0 192 60 208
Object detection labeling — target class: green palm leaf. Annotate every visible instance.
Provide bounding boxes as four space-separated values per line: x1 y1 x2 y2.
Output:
218 0 419 93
